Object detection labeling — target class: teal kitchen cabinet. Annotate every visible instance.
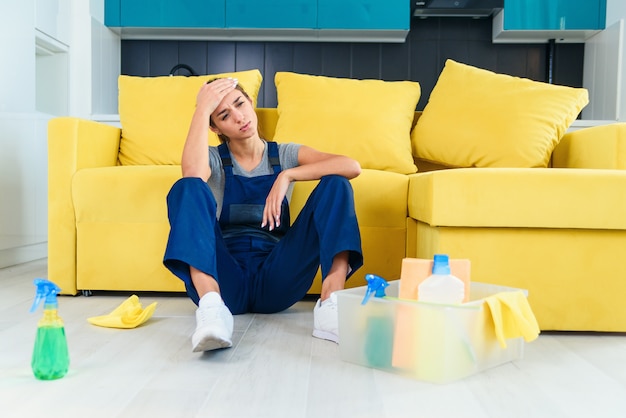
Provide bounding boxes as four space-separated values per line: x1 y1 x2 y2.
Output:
318 0 408 30
106 0 225 28
226 0 317 29
493 0 606 43
105 0 409 42
225 0 408 31
503 0 605 30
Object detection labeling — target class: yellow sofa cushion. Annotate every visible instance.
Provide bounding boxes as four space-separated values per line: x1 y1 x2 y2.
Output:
409 168 626 230
118 69 263 166
412 60 589 168
273 72 421 174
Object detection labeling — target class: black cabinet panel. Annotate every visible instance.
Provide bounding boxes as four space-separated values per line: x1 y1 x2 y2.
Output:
321 43 352 78
206 43 236 74
178 42 208 75
410 40 441 110
264 43 294 108
150 41 179 75
293 43 323 76
351 44 381 80
121 40 150 76
554 43 585 88
381 42 410 81
121 17 584 109
236 43 265 74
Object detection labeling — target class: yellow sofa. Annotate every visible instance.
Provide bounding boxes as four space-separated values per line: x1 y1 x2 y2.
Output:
48 69 423 300
47 108 412 297
47 63 626 332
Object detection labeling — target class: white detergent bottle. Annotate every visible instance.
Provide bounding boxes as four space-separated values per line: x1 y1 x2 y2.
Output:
418 254 465 304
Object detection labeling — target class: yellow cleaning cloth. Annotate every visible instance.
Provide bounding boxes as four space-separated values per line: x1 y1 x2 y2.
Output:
87 295 157 329
485 291 540 348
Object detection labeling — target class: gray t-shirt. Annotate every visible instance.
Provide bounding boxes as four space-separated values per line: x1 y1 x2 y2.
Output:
207 141 301 217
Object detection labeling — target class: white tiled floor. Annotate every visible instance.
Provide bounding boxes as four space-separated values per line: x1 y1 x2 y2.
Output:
1 259 626 418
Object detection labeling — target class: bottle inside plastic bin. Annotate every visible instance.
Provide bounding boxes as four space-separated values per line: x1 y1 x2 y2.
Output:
30 278 70 380
418 254 465 304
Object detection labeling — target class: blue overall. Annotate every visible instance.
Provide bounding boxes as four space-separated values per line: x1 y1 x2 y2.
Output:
163 142 363 314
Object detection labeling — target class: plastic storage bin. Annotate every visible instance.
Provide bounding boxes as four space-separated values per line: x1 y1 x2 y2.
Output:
336 280 526 384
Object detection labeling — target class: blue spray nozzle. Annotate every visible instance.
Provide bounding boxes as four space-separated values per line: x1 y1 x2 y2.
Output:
30 279 61 313
432 254 451 275
361 274 389 305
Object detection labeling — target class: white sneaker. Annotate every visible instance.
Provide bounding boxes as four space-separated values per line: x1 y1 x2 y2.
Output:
312 292 339 343
192 292 234 352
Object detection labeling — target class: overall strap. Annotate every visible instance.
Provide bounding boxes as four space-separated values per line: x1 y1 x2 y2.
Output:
219 142 281 175
217 143 234 177
267 141 282 174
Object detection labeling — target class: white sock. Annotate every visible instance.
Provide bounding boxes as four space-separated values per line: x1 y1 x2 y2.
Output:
199 291 223 308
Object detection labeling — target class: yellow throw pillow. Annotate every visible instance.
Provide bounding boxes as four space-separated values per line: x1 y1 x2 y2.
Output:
118 69 263 165
412 60 589 168
273 72 421 174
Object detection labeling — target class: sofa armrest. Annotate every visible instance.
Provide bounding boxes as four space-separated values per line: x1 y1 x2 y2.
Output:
48 117 121 294
553 123 626 169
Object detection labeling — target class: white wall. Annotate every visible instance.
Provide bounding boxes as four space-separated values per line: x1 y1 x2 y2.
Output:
583 0 626 121
0 0 119 268
582 19 622 120
69 0 120 118
607 0 626 121
0 0 46 267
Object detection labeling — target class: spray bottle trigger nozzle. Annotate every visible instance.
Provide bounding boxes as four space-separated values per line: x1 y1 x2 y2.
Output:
30 279 61 312
361 274 389 305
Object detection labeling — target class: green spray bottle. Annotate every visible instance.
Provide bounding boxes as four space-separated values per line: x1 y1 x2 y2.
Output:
30 278 70 380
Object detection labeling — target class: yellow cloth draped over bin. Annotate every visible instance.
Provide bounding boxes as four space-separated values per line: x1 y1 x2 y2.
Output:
485 291 540 348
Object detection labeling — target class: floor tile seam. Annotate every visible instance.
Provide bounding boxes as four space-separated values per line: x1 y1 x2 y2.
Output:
227 313 257 358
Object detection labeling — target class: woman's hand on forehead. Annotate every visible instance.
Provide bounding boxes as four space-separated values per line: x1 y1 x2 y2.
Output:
197 78 239 116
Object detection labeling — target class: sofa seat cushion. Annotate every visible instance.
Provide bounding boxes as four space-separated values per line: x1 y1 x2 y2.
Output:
273 72 421 175
72 166 184 292
411 60 589 168
73 166 181 221
118 69 263 166
409 168 626 230
72 166 410 292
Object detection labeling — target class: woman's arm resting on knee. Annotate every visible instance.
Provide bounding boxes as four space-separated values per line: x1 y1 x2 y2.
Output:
291 145 361 181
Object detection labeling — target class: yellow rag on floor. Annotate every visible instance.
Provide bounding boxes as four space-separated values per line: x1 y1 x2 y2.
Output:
87 295 157 329
485 291 540 348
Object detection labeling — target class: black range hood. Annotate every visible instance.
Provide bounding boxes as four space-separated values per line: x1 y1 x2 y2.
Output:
412 0 504 18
